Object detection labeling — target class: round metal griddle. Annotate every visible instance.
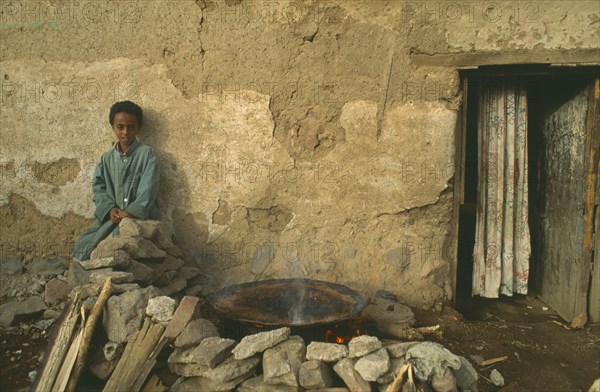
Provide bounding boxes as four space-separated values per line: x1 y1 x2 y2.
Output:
208 278 368 327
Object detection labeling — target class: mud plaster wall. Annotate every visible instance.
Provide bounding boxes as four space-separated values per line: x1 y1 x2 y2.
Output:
1 1 598 309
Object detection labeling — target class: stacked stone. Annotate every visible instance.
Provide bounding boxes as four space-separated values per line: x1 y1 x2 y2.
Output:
163 325 477 392
168 326 292 391
68 218 201 297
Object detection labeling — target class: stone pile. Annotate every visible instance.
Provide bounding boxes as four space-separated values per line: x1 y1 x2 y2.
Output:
162 324 478 392
68 218 205 300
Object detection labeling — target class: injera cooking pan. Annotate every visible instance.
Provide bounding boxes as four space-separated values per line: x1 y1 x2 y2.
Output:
208 278 368 327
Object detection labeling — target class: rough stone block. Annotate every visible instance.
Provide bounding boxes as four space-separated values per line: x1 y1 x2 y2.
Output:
174 318 220 348
103 286 160 343
348 335 382 358
299 360 334 389
263 335 306 386
119 218 143 237
354 348 390 382
333 358 372 392
431 366 458 392
44 278 69 304
306 342 349 362
90 236 166 261
67 261 92 288
232 327 291 360
454 356 478 390
146 296 177 323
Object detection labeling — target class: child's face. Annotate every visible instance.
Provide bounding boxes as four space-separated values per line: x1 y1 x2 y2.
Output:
112 112 139 150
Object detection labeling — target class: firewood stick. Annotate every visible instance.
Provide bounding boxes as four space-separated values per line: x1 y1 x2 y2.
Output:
32 292 82 392
53 306 86 391
405 364 416 392
65 277 113 392
479 356 509 367
386 363 409 392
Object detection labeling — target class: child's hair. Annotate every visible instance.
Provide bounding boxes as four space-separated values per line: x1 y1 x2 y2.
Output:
109 101 143 127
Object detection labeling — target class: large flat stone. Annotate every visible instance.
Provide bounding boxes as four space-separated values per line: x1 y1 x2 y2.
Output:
0 296 47 326
168 337 236 377
263 335 306 386
333 358 372 392
203 355 261 383
306 342 349 362
232 327 291 360
90 270 134 284
26 258 68 276
78 251 130 270
238 376 302 392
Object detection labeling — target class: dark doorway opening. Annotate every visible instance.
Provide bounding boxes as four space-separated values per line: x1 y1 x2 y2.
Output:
454 66 599 322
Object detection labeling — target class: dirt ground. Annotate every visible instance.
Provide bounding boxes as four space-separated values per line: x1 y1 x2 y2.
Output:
1 289 598 391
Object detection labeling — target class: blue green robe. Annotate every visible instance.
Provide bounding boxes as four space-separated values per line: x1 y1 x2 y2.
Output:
71 140 160 260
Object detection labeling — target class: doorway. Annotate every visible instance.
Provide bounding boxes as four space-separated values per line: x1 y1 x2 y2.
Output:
455 66 599 323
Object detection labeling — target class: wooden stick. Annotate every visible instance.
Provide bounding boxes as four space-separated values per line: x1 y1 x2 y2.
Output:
386 363 409 392
103 318 165 392
131 296 199 392
479 356 509 367
405 364 416 392
65 277 113 392
32 292 82 392
53 306 86 391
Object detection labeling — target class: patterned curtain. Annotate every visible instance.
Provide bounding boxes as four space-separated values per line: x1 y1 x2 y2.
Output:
472 78 531 297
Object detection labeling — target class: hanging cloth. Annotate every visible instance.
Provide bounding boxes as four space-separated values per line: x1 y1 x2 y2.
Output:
473 78 531 297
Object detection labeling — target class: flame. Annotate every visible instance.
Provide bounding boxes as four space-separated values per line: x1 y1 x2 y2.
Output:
324 318 367 343
255 323 264 329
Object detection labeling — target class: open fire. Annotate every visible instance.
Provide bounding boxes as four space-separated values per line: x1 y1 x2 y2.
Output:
324 318 368 344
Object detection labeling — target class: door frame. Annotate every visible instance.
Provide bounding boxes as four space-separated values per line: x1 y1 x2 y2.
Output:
452 66 599 323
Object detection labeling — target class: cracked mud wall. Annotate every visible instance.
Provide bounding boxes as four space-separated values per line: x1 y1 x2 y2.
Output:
1 0 598 308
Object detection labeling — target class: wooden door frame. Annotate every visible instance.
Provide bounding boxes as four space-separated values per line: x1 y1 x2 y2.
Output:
451 66 599 312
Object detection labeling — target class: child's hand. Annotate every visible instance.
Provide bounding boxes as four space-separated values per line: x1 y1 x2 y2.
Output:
109 207 121 224
118 211 132 219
